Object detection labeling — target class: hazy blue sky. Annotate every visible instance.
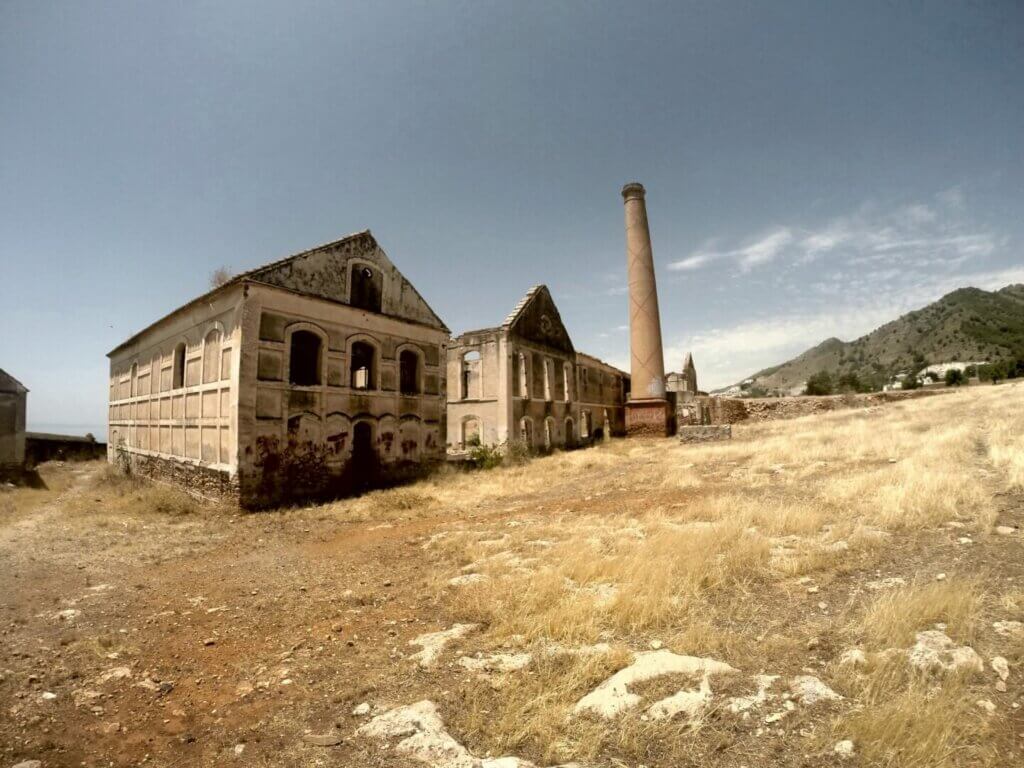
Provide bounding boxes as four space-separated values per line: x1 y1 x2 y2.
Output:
2 1 1022 432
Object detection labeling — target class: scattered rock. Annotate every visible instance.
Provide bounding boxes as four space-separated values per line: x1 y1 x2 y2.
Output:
726 674 779 714
649 640 663 650
97 667 132 685
447 574 488 587
995 526 1015 536
12 761 42 768
647 677 712 721
409 624 478 668
458 652 532 674
996 681 1007 692
788 676 842 705
865 577 906 590
806 586 819 594
40 691 57 701
202 638 216 646
993 621 1024 638
991 656 1010 681
233 744 245 756
352 702 371 716
907 631 983 674
574 650 736 719
935 573 947 581
976 699 997 714
838 649 868 668
834 740 855 758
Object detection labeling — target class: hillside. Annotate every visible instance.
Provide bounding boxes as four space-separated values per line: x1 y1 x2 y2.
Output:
735 284 1024 394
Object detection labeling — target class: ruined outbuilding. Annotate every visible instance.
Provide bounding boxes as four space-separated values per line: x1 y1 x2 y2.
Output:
0 369 28 476
107 231 449 507
446 285 628 451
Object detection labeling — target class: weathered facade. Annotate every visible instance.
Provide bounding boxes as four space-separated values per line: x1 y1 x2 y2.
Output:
0 370 28 475
107 231 449 508
446 286 628 451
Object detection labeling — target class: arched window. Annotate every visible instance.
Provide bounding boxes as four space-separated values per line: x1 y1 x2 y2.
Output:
350 263 383 312
172 343 186 389
462 417 481 448
350 341 376 390
289 330 322 386
519 417 533 447
565 417 575 448
461 350 481 400
543 358 553 401
517 353 528 398
543 417 554 450
563 363 572 402
202 329 222 384
399 349 420 395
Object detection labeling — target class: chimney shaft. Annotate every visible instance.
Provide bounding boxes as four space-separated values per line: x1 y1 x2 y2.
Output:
621 182 671 436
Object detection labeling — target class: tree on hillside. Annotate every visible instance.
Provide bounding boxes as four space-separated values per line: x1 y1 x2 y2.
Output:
805 371 834 396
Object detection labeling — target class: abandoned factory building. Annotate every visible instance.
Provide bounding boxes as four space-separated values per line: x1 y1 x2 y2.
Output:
0 369 28 476
447 285 629 451
107 230 449 508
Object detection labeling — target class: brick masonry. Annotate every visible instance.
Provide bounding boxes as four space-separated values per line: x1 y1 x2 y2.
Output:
678 425 732 443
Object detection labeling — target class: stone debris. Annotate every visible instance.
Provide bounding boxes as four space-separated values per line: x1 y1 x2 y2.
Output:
234 744 246 756
995 526 1016 536
976 699 997 714
838 649 868 668
991 656 1010 681
574 650 735 719
97 666 132 685
907 631 983 674
12 761 43 768
788 676 842 705
726 674 779 714
357 699 577 768
352 702 371 716
54 608 80 622
993 620 1024 637
409 624 478 668
447 574 489 587
834 740 855 758
458 652 532 674
646 676 712 721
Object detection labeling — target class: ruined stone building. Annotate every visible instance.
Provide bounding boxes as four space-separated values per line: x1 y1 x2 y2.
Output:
0 369 28 475
107 231 449 507
667 352 711 425
446 285 628 451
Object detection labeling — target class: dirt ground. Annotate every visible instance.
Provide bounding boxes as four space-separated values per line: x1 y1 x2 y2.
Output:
2 385 1023 768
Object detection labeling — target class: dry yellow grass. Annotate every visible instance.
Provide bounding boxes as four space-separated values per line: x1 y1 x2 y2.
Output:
858 578 982 648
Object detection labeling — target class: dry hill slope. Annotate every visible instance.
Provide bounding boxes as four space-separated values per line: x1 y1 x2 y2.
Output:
733 284 1024 393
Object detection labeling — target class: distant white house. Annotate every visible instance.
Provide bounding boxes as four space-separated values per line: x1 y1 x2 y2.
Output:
915 361 986 385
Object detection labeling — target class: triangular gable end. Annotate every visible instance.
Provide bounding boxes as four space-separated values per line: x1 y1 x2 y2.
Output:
242 230 449 332
0 369 28 394
503 285 575 354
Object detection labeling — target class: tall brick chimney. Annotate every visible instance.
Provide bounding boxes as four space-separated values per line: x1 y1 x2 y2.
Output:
622 182 671 436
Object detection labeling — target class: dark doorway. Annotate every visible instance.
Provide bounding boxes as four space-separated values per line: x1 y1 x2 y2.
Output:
349 421 378 491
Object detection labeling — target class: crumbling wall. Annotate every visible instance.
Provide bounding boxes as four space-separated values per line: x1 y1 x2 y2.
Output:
119 452 240 505
698 389 951 425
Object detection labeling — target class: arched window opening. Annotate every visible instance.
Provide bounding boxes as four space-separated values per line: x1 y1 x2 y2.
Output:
461 350 481 400
543 418 554 450
580 411 591 439
543 358 553 401
519 417 533 447
517 353 528 398
202 329 222 384
130 363 138 398
350 341 376 390
462 417 481 448
350 263 383 312
565 418 575 448
289 330 322 386
399 349 420 395
563 363 572 402
172 343 186 389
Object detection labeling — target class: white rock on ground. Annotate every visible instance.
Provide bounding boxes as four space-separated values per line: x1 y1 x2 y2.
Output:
352 702 371 716
995 526 1015 536
834 740 855 758
838 649 868 668
991 656 1010 681
409 624 479 669
356 700 577 768
865 577 905 590
646 676 712 721
788 676 842 705
976 699 997 714
907 631 983 674
993 620 1024 637
96 667 132 684
726 674 779 714
574 650 735 719
458 652 532 674
447 574 489 587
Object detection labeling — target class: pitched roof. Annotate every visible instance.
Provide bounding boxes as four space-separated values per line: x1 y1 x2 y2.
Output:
0 369 27 394
501 285 546 328
109 229 448 356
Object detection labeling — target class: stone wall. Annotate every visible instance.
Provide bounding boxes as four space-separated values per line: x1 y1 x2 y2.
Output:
120 451 240 505
697 389 950 425
678 425 732 443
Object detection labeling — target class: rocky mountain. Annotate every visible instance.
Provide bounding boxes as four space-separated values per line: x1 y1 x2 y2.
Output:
728 284 1024 394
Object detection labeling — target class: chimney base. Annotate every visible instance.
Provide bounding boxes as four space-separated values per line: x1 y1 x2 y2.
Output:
625 399 673 438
